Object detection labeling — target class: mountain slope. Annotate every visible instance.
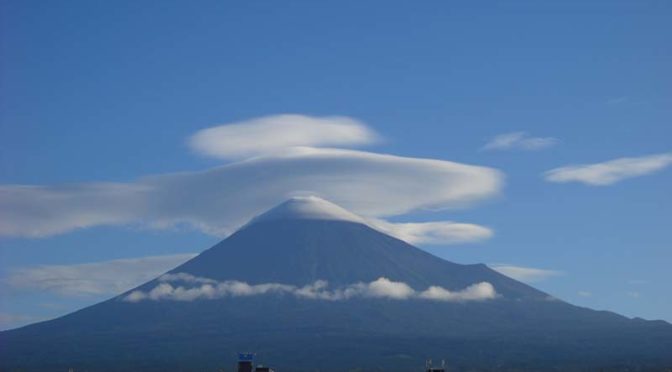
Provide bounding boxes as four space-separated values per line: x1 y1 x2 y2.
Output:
2 197 671 371
172 218 547 299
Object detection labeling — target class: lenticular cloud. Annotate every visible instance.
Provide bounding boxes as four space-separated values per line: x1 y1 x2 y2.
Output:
189 114 380 159
0 148 502 240
0 114 503 246
123 273 498 303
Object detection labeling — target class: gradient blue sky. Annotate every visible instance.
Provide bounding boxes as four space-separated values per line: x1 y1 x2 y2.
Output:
1 0 670 329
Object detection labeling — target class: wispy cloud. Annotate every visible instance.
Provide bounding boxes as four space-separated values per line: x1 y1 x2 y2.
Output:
370 219 493 245
418 282 498 301
3 254 197 296
578 291 592 297
544 152 672 186
606 96 629 105
627 291 641 299
0 148 502 244
0 312 47 330
489 264 563 283
482 132 557 151
189 114 380 159
124 273 498 303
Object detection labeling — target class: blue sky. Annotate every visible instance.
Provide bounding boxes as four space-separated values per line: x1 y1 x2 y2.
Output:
1 0 670 329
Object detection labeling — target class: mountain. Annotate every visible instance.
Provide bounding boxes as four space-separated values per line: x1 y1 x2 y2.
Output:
2 197 671 371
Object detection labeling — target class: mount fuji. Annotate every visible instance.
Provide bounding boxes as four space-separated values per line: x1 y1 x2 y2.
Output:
1 197 671 371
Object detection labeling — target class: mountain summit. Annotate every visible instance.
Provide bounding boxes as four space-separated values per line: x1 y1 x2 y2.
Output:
248 196 365 225
2 197 672 371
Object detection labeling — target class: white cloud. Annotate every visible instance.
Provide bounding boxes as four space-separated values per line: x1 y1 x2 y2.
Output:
3 254 197 296
370 219 493 245
363 277 416 299
188 114 380 159
627 291 641 299
0 147 502 244
0 183 150 238
124 273 498 303
253 196 366 225
0 312 46 330
544 152 672 186
1 114 500 245
419 282 497 301
482 132 557 151
606 96 629 105
158 272 216 284
489 264 563 283
281 279 415 301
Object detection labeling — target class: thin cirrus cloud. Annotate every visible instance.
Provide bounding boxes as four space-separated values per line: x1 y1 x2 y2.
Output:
0 145 503 245
188 114 380 159
544 152 672 186
489 264 563 283
0 313 44 331
124 272 498 303
370 219 493 245
482 131 558 151
2 254 198 297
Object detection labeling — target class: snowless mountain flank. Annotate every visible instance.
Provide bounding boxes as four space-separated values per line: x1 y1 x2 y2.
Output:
2 197 672 371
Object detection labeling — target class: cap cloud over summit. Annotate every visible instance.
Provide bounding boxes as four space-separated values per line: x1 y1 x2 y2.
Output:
0 147 500 245
248 196 366 225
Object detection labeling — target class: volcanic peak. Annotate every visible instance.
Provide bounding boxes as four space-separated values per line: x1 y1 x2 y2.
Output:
249 196 365 225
